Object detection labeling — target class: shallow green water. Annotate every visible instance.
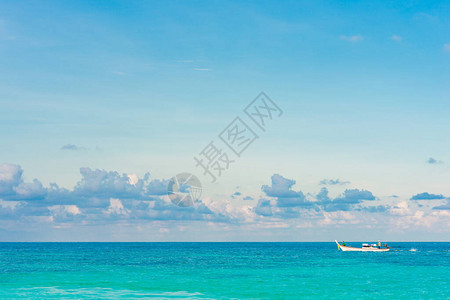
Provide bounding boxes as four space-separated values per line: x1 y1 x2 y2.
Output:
0 242 448 299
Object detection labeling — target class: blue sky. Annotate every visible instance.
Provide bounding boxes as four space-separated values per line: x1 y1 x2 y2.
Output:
0 0 449 241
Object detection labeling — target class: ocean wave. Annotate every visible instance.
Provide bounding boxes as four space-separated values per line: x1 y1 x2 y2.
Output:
13 287 208 299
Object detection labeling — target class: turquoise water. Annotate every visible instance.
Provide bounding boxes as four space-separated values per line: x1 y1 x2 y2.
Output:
0 242 448 299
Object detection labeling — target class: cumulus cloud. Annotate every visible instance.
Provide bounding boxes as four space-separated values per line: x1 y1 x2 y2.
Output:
387 202 449 230
316 187 331 202
253 198 307 219
49 205 82 221
65 205 81 215
336 189 376 202
258 174 379 215
1 166 448 239
73 168 170 200
105 198 129 216
362 205 389 213
0 163 23 195
254 199 273 217
261 174 313 208
0 167 382 226
146 178 170 196
321 189 376 212
14 179 47 200
74 167 140 198
389 201 411 216
410 192 445 200
0 164 241 226
0 163 47 201
128 174 139 185
262 174 301 198
433 199 450 210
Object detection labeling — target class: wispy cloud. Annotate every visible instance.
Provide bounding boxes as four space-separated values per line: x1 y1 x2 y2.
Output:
193 68 212 71
413 12 439 23
427 157 443 164
391 35 403 41
339 35 363 42
319 179 350 185
61 144 86 151
444 44 450 52
231 191 241 199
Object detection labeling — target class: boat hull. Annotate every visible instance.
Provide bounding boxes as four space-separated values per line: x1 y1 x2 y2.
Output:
339 245 389 252
335 240 390 252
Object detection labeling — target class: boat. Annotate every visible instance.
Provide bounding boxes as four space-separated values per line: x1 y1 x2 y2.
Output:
335 240 390 252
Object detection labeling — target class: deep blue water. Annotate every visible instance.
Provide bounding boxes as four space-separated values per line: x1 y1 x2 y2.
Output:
0 242 448 299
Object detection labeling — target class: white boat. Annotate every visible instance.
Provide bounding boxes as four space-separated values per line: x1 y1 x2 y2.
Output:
335 240 390 252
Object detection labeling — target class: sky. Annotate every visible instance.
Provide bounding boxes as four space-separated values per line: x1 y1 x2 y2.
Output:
0 0 449 241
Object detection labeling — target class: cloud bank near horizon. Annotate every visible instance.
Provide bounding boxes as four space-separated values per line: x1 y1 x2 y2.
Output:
0 163 448 240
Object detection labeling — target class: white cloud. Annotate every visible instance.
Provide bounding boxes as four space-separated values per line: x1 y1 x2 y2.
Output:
65 205 81 215
389 201 411 216
320 211 359 225
0 163 47 200
1 165 448 240
392 210 433 229
340 35 363 42
391 35 403 41
444 44 450 52
431 210 450 217
128 174 139 185
105 198 129 216
14 180 46 200
0 163 23 193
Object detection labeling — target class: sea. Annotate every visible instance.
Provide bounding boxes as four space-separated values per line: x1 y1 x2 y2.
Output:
0 242 448 299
